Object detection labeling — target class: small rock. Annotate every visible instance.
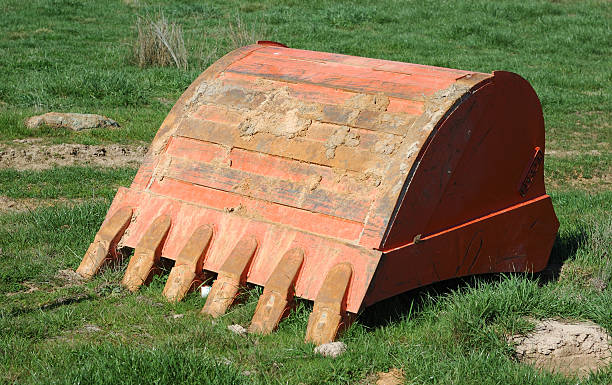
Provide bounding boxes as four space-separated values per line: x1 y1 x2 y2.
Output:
201 285 212 298
171 314 184 319
25 112 120 131
227 324 247 336
314 341 347 358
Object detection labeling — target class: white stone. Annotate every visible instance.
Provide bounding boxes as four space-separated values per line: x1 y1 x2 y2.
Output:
314 341 347 358
227 324 247 336
200 285 211 298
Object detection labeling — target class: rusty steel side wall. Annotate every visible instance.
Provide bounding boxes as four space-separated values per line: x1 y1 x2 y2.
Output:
360 73 493 248
382 71 551 250
365 196 559 306
364 71 559 306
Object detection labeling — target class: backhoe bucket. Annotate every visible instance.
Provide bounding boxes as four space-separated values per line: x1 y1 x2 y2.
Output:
78 42 559 345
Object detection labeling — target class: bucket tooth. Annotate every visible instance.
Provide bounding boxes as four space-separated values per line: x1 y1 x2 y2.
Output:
162 225 213 302
305 262 353 345
201 235 258 318
249 248 304 335
77 207 133 279
121 215 171 292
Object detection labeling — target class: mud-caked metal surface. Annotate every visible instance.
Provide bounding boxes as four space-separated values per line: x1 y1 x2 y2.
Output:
78 42 559 345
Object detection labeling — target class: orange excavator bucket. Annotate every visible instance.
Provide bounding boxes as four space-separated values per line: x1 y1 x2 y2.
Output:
77 42 559 345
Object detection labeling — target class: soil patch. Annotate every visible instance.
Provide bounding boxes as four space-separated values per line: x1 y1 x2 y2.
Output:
55 269 86 286
510 319 611 377
545 149 603 157
0 196 37 212
49 324 105 345
5 269 87 297
5 281 39 297
0 142 147 170
545 173 612 192
376 368 404 385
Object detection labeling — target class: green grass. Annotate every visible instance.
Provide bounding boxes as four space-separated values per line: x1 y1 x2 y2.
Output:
0 203 109 294
1 0 610 151
0 193 610 384
545 154 612 191
0 0 610 383
0 108 169 145
0 167 136 200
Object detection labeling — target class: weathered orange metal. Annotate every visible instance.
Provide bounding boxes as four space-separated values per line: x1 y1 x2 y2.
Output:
122 215 171 291
77 207 132 278
305 263 353 345
162 224 213 302
249 247 304 334
201 235 258 317
77 42 559 344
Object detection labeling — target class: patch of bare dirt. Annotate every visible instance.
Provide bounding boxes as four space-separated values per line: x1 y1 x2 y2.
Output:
545 173 612 191
5 269 87 297
5 281 39 296
510 319 612 377
0 196 33 212
376 368 404 385
50 324 105 345
355 368 405 385
55 269 86 286
545 149 602 157
0 141 147 170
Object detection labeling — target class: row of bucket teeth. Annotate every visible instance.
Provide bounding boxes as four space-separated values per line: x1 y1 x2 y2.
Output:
76 209 353 345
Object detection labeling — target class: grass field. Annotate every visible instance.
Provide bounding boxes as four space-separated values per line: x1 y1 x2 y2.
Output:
0 0 611 384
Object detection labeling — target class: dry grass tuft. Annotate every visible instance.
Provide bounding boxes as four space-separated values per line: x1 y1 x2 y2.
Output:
194 32 220 69
133 12 187 70
227 15 262 50
194 14 266 70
